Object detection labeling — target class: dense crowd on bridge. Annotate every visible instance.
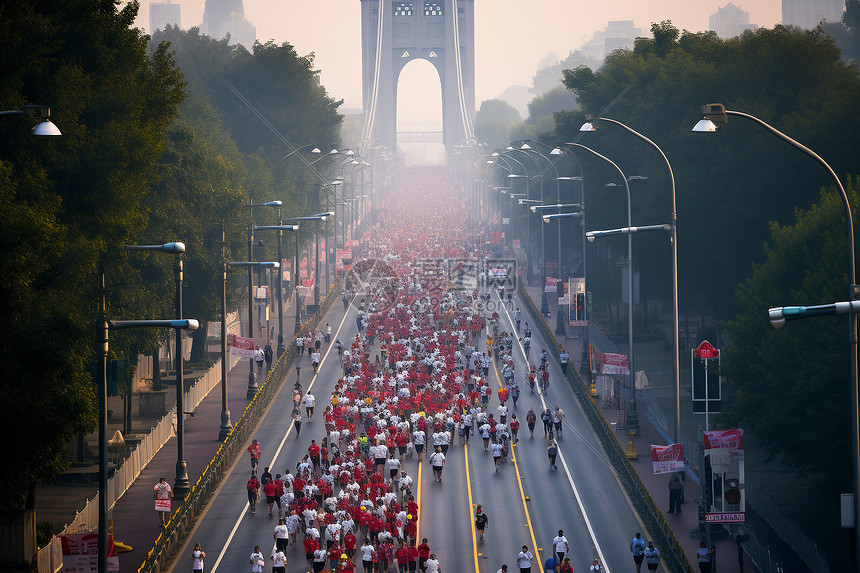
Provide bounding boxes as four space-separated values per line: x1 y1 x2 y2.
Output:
188 168 601 573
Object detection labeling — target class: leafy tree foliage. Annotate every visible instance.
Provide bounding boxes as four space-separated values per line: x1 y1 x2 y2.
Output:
559 22 860 323
475 99 522 150
0 0 184 513
723 178 860 483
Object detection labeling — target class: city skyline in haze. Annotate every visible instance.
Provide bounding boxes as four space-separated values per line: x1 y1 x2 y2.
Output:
136 0 784 126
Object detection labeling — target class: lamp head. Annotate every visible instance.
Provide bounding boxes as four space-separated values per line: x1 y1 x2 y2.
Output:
693 103 727 132
520 143 531 150
550 148 563 155
311 147 322 154
768 308 786 329
586 234 596 243
33 119 62 136
579 121 597 132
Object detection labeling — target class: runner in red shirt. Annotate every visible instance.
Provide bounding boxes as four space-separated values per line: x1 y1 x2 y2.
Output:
395 545 409 573
303 534 319 572
248 439 261 471
417 538 430 572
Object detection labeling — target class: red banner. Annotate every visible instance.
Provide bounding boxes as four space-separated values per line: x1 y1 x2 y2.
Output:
544 277 559 293
601 352 630 375
490 232 504 245
231 334 256 359
703 429 744 457
651 443 685 475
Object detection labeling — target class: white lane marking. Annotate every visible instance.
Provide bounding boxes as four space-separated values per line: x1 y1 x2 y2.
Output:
209 304 352 573
496 291 611 572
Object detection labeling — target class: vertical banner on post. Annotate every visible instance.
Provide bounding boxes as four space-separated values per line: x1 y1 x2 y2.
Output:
231 334 256 359
568 277 586 326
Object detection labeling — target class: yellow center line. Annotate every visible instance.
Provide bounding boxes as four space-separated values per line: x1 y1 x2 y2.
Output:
416 458 423 543
491 359 544 573
464 443 480 573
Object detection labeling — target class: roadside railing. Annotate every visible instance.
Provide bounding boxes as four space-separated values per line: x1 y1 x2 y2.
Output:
518 286 694 573
137 285 338 573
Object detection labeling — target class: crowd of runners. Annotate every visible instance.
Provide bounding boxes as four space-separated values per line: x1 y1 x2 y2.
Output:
189 168 615 573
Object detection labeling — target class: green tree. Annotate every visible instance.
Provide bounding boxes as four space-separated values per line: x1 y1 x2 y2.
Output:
475 99 522 150
559 22 860 324
723 178 860 484
0 0 184 512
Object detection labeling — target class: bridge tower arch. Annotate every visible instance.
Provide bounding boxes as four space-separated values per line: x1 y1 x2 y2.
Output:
360 0 476 155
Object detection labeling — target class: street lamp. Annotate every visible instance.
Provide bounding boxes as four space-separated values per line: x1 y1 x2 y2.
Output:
97 247 196 573
274 145 321 169
582 116 680 442
220 260 280 440
123 242 192 492
563 142 640 433
695 102 859 569
284 215 329 307
0 104 62 135
247 200 282 398
254 222 299 358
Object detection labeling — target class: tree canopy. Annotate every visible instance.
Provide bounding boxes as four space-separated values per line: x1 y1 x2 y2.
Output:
723 178 860 484
557 22 860 322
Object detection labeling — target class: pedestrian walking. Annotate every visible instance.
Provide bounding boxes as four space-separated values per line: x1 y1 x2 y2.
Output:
557 558 574 573
526 408 536 438
475 505 488 543
696 541 714 573
293 409 302 438
644 541 661 571
304 392 316 419
255 347 265 375
264 343 273 370
630 532 647 573
589 558 603 572
246 472 260 514
191 542 205 573
425 553 440 573
153 477 173 527
540 408 551 438
274 518 289 552
517 545 534 573
547 438 558 470
496 566 508 573
668 473 684 514
552 530 569 563
250 546 265 573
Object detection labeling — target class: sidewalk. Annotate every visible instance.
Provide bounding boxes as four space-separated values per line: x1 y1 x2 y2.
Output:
35 293 303 573
521 284 757 573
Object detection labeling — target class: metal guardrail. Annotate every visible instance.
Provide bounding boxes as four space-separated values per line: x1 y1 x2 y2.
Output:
137 285 338 573
518 286 694 573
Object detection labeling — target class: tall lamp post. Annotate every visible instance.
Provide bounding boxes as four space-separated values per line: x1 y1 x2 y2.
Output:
694 103 859 569
542 210 584 336
247 200 282 398
257 220 299 358
98 240 196 573
220 260 281 440
124 242 192 492
520 142 559 316
582 117 680 442
555 176 585 339
563 142 640 433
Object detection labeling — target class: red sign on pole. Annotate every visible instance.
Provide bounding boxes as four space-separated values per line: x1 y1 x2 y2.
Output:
696 340 719 359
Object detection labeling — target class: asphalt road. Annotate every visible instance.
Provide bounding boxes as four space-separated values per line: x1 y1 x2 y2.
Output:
176 287 654 573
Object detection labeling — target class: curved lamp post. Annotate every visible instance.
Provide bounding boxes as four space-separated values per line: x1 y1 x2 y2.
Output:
582 117 681 443
563 142 640 434
695 103 858 568
247 200 281 398
254 223 299 358
97 240 195 572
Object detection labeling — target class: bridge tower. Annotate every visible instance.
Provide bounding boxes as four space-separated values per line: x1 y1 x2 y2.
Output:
360 0 476 155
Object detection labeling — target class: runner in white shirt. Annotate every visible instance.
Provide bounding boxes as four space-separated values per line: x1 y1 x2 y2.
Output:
271 548 286 573
274 519 289 552
517 545 534 573
304 393 316 419
429 447 446 482
552 530 570 563
249 546 265 573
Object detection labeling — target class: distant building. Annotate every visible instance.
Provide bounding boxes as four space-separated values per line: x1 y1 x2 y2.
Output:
149 2 180 33
782 0 844 28
581 21 643 61
201 0 257 48
709 3 758 38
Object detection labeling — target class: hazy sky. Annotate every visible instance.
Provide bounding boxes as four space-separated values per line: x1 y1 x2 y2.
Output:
135 0 781 124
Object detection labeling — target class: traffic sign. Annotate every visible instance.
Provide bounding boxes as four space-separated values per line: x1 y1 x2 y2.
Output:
705 512 745 523
696 340 719 359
